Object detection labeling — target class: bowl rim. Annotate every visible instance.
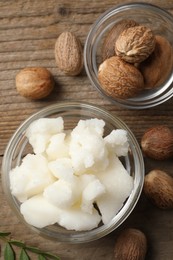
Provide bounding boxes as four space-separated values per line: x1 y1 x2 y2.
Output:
84 2 173 109
1 101 145 243
88 2 173 27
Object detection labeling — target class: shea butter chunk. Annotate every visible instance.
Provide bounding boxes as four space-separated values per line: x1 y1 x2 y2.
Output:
21 195 61 228
10 154 54 202
26 117 64 154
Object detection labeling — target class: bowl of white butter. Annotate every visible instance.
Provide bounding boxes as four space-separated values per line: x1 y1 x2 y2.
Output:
2 102 144 243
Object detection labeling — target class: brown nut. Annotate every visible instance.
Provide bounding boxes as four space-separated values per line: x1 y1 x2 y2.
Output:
55 31 83 76
102 19 139 61
114 228 147 260
16 67 54 99
139 35 173 89
115 25 156 63
141 125 173 160
98 56 144 99
144 169 173 209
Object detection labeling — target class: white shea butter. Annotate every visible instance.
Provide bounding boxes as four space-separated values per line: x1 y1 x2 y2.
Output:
20 195 61 228
10 117 134 231
10 154 54 202
26 117 64 154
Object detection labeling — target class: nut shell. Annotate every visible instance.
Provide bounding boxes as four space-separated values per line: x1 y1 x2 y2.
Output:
55 31 83 76
98 56 144 99
139 35 173 89
114 228 147 260
115 25 156 63
141 125 173 160
144 169 173 209
16 67 54 99
102 19 138 61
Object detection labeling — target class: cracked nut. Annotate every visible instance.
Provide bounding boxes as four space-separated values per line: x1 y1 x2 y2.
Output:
16 67 54 99
115 25 156 63
141 125 173 160
139 35 173 89
144 169 173 209
55 31 83 76
98 56 144 99
114 228 147 260
102 19 138 61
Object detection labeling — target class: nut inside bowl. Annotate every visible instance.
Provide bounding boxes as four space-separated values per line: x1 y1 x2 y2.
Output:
84 3 173 109
1 102 144 243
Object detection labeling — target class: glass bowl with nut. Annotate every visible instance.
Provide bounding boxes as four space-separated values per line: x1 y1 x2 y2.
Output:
84 3 173 109
1 102 144 243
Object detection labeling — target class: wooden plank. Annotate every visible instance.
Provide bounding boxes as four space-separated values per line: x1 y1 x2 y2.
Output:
0 1 173 259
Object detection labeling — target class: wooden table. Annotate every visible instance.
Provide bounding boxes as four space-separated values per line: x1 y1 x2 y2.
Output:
0 0 173 259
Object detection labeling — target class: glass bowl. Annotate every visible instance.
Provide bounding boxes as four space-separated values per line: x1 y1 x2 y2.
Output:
1 102 144 243
84 3 173 109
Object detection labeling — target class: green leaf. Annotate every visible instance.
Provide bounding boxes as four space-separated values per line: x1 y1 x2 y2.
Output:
38 254 47 260
4 242 15 260
10 240 26 248
41 252 61 260
0 232 11 237
26 246 60 260
19 249 30 260
0 231 60 260
25 246 43 254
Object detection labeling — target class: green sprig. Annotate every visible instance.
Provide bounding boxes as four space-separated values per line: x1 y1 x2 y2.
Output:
0 232 61 260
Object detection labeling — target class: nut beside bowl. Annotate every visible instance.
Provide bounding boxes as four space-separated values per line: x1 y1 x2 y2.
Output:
1 102 144 243
84 3 173 109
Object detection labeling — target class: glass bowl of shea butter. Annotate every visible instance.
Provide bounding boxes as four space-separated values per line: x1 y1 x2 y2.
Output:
2 102 144 243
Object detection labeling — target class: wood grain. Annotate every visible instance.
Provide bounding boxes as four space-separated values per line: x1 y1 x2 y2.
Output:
1 1 173 259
